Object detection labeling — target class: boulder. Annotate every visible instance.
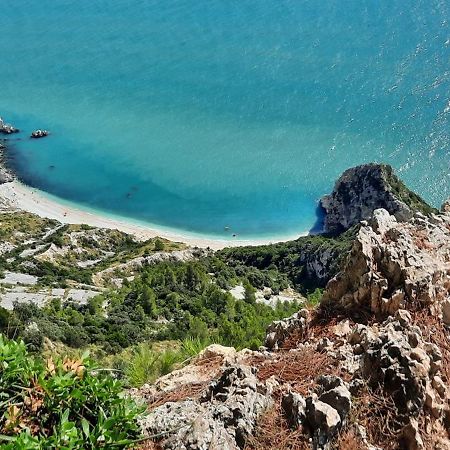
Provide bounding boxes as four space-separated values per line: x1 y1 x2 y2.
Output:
281 392 307 428
441 299 450 326
306 398 341 446
141 364 272 449
264 309 309 350
441 198 450 213
318 386 351 422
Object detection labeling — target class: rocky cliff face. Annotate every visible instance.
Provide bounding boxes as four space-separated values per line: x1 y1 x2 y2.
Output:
135 168 450 450
323 208 450 318
320 163 436 234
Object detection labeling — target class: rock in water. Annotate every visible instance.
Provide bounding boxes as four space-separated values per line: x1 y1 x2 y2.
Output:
31 129 50 138
320 163 435 234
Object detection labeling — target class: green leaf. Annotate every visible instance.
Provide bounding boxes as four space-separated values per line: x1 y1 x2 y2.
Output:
81 418 90 438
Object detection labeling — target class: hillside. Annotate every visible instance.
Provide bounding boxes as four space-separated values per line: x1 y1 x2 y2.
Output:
137 194 450 449
0 163 448 448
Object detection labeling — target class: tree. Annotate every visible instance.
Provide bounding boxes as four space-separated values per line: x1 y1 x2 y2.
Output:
188 316 209 341
243 279 256 304
140 286 158 317
154 238 165 251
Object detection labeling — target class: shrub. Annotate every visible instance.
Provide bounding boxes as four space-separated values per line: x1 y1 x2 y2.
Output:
0 335 143 449
154 238 165 252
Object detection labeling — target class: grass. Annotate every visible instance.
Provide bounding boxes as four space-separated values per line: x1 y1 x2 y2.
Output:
110 338 212 388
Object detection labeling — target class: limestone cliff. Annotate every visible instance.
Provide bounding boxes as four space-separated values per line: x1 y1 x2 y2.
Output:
320 163 436 234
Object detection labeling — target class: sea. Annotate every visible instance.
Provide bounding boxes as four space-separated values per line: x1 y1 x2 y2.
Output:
2 0 450 239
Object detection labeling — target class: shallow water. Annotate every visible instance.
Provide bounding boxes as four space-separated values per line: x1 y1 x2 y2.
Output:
2 1 450 238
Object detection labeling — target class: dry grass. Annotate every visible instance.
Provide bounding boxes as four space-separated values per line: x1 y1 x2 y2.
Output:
351 383 402 449
147 382 207 411
334 427 367 450
412 309 450 383
244 398 309 450
136 440 161 450
255 347 340 396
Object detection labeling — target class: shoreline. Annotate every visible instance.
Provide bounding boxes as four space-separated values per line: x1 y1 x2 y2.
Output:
0 179 306 250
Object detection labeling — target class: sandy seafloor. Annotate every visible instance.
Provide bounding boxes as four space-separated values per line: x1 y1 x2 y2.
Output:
0 180 305 250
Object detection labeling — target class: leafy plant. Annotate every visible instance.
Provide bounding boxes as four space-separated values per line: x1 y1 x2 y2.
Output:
180 336 211 359
0 335 143 449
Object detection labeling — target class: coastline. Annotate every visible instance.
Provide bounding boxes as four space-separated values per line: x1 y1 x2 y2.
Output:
0 179 306 250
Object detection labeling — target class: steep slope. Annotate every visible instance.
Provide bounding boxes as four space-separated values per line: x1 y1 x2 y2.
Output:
321 163 436 234
137 177 450 450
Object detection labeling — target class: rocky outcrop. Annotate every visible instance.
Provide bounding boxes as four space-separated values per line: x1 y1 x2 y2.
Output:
264 309 309 350
320 164 435 234
441 199 450 213
283 376 352 448
0 145 14 184
31 129 49 139
139 364 273 450
0 118 19 134
323 208 450 316
352 311 446 415
93 248 207 285
135 166 450 450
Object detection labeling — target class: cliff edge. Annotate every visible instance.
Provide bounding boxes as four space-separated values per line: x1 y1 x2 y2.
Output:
135 166 450 450
320 163 436 234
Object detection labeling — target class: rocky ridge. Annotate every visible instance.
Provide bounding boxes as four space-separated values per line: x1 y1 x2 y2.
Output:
135 166 450 450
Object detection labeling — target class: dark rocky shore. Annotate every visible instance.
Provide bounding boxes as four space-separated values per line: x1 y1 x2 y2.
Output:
0 141 14 184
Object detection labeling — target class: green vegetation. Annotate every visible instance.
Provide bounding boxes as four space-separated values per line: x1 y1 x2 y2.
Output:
0 212 184 287
381 164 438 216
218 227 358 289
305 288 323 307
0 212 58 244
0 336 142 449
111 340 199 387
2 258 299 358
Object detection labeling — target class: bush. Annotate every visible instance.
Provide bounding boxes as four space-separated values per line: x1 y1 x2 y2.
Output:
0 335 143 449
123 343 186 387
154 238 165 252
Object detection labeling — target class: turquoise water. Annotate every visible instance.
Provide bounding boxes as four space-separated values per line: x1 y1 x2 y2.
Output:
2 1 450 239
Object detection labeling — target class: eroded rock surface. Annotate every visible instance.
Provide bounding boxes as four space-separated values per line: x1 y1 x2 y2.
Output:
320 164 434 234
139 364 273 450
264 309 309 350
323 208 450 316
135 168 450 449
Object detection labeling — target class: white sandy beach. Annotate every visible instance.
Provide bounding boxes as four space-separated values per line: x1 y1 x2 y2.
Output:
0 180 305 250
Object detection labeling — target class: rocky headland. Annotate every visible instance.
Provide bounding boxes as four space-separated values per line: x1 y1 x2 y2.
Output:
320 163 437 234
0 157 449 449
131 164 450 450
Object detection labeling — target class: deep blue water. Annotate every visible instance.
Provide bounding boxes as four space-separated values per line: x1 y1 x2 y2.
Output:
2 0 450 239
